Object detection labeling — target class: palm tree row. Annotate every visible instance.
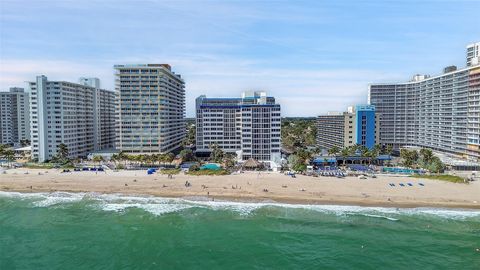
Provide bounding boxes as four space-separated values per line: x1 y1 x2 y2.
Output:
110 152 175 166
0 144 15 165
328 144 393 159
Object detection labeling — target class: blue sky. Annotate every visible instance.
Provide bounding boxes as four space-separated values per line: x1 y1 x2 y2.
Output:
1 0 479 117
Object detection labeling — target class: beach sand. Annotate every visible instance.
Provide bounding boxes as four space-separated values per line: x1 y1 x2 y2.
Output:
0 168 479 209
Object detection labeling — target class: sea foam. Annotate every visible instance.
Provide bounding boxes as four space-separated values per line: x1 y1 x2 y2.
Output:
1 191 479 220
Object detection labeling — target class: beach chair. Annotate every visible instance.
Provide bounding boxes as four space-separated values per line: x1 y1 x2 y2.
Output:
399 183 405 187
407 183 413 186
419 183 424 186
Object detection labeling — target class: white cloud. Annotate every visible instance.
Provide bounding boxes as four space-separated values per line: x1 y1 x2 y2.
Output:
0 56 402 117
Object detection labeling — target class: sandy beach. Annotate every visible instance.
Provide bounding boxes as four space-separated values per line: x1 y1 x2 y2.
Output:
0 168 479 209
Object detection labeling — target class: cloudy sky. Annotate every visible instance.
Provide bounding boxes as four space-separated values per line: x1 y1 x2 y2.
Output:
1 0 479 116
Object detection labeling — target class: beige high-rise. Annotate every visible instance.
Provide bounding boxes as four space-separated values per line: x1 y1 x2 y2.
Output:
114 64 185 154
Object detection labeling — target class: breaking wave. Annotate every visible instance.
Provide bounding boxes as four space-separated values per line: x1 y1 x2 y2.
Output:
1 191 479 220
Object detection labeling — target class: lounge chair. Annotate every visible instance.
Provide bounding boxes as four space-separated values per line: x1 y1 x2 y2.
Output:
407 183 413 186
399 183 405 187
419 183 425 186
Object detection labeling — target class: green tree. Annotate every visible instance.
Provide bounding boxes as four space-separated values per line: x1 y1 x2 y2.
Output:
92 155 104 165
165 153 175 163
182 123 196 147
4 149 15 166
383 145 393 155
355 144 369 157
287 154 306 172
371 144 382 157
111 153 119 164
209 144 225 163
281 118 317 153
400 149 419 168
328 146 340 156
339 147 350 157
52 143 69 164
419 148 434 164
116 151 128 165
0 144 7 157
223 153 237 169
179 149 195 162
428 157 445 173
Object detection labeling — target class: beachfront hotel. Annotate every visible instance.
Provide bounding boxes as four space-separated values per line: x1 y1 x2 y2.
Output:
368 42 480 162
114 64 185 154
28 76 115 162
467 41 480 67
316 105 379 151
0 88 30 147
195 91 281 166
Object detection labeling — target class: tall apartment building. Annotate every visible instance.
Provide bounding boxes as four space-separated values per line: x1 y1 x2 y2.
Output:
114 64 185 154
467 42 480 67
196 91 281 165
79 77 101 88
316 105 379 151
368 43 480 161
28 76 115 162
0 88 30 146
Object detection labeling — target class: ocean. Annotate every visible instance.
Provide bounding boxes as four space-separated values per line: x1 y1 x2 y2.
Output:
0 191 479 269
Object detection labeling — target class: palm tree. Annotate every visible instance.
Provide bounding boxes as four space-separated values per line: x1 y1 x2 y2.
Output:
340 147 350 157
111 153 119 164
4 149 15 167
384 145 393 155
328 146 340 156
51 143 69 164
209 143 225 163
372 144 382 157
419 148 434 163
400 149 418 168
92 155 104 166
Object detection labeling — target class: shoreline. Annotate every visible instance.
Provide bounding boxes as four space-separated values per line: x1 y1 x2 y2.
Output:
2 189 480 210
1 168 479 210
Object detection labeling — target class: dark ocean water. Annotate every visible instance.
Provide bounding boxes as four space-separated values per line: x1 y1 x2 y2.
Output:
1 191 479 269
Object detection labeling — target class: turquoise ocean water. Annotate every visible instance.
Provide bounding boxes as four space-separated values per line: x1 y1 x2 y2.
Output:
1 191 479 269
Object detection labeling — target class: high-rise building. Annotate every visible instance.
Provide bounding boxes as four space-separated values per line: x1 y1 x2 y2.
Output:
0 88 30 146
28 76 115 162
316 105 379 151
467 42 480 67
369 43 480 161
196 91 281 165
114 64 185 154
79 77 101 88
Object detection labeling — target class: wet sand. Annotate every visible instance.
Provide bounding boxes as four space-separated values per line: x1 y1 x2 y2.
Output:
0 168 479 209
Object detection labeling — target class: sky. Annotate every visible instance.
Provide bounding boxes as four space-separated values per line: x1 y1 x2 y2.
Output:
0 0 479 117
